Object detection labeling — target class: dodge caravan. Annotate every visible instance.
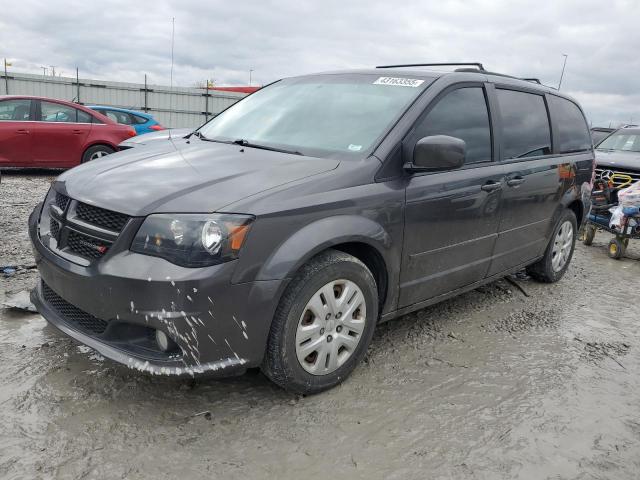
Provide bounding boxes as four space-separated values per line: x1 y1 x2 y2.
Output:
29 64 594 393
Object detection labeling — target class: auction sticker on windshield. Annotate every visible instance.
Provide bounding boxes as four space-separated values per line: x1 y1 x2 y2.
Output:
373 77 425 87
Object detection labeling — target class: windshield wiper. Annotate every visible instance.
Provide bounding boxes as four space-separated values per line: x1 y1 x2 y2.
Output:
190 131 227 143
233 139 302 156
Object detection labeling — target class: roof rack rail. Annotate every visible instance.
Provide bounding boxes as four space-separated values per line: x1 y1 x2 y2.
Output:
376 62 484 70
455 68 549 86
375 63 554 89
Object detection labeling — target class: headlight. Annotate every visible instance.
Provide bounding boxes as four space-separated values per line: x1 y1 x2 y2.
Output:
131 214 254 267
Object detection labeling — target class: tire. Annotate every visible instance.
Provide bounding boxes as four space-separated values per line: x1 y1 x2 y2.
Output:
82 145 115 163
526 209 577 283
262 249 378 394
607 238 625 260
582 224 596 246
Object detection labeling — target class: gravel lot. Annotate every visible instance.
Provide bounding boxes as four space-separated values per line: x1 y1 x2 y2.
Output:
1 171 639 480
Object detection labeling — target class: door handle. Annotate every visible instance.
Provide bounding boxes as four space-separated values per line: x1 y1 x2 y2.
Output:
481 181 502 192
72 129 83 134
16 128 30 134
507 176 525 187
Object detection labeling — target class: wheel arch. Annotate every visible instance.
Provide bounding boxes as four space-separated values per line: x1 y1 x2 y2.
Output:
330 241 389 312
248 215 396 314
81 142 118 162
567 199 584 227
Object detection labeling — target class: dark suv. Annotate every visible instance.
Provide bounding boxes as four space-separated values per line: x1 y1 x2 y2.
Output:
594 125 640 187
29 64 594 394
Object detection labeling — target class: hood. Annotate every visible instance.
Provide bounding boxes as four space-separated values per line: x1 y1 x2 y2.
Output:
595 149 640 171
55 139 339 216
119 128 194 147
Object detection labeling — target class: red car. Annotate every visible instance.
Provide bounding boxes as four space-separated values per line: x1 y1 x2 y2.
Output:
0 96 136 168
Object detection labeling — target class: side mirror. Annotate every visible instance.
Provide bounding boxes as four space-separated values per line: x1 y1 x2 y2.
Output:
406 135 466 172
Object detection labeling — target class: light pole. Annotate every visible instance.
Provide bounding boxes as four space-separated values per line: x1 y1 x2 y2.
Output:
249 69 254 86
558 54 568 91
3 58 9 94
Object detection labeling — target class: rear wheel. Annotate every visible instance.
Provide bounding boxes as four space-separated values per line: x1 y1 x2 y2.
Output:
82 145 115 163
262 249 378 394
527 209 577 283
607 238 626 260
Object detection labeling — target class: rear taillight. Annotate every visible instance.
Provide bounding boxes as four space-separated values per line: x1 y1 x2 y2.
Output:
150 124 165 131
126 128 137 137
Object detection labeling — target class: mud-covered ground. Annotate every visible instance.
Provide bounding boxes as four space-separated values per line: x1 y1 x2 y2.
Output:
1 171 639 480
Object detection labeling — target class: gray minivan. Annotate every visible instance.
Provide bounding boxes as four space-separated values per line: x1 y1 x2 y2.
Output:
29 64 594 393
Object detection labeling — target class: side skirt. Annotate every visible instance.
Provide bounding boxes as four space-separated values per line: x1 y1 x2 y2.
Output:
379 256 543 323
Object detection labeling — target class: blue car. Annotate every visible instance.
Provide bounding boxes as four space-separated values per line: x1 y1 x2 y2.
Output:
88 106 164 135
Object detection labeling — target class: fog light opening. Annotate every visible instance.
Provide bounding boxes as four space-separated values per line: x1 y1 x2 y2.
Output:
155 330 178 353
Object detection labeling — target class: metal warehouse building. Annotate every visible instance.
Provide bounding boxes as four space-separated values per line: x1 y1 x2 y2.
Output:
0 71 247 128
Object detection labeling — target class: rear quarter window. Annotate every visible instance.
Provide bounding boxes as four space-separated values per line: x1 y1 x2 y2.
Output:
77 110 92 123
133 114 149 124
548 96 592 153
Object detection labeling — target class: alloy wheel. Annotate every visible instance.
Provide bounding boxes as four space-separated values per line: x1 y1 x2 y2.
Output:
551 220 573 272
90 150 109 161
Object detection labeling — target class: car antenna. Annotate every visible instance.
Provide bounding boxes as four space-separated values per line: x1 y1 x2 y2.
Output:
168 17 175 143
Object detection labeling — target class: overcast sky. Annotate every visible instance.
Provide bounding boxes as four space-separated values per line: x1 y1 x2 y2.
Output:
1 0 639 126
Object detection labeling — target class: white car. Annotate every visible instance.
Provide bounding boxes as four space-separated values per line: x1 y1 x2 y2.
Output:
118 128 193 149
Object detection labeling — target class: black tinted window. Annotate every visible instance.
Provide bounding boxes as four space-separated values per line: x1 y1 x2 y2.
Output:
549 96 591 153
414 87 491 164
0 99 31 121
496 89 551 159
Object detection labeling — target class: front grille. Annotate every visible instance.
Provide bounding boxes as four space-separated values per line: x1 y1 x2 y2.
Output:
595 166 640 188
76 202 130 232
50 218 60 239
42 191 129 263
55 192 70 211
66 230 111 259
42 282 109 335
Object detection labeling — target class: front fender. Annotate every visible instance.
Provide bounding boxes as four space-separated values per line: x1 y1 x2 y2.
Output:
232 214 400 314
256 215 392 281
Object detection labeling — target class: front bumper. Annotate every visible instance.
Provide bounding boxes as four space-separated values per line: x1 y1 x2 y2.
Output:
29 206 285 378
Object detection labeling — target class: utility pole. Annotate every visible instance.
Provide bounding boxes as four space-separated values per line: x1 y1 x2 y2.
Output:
249 69 254 86
144 74 148 112
557 54 568 91
76 67 80 104
49 65 56 77
3 58 9 94
40 66 48 78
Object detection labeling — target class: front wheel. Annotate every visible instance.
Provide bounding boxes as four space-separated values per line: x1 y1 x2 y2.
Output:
526 210 577 283
82 145 115 163
262 249 378 394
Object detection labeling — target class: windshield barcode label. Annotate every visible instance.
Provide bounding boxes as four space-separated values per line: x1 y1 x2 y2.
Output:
373 77 425 87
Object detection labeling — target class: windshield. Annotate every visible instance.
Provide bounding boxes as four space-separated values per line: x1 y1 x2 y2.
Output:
597 132 640 152
591 130 612 146
198 74 430 158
